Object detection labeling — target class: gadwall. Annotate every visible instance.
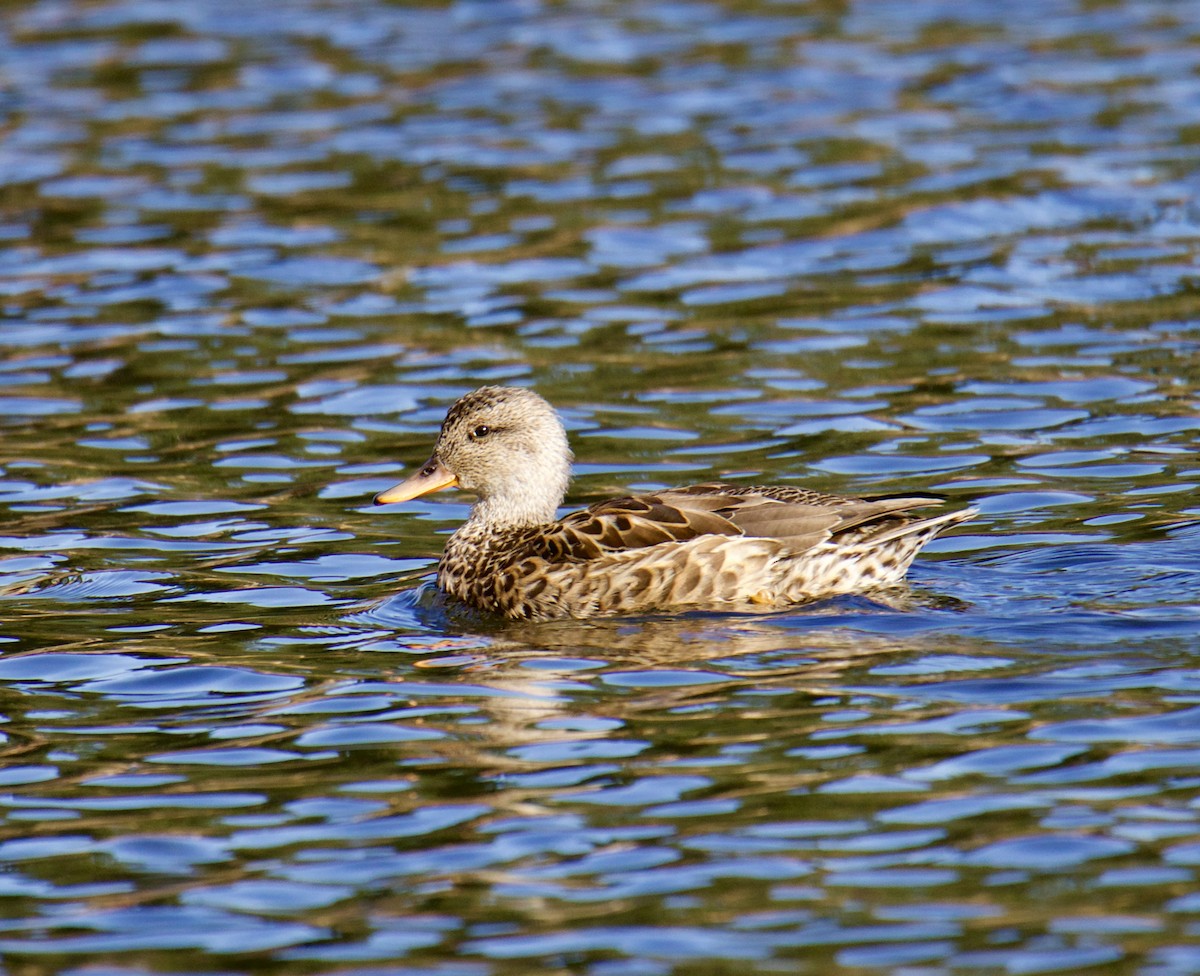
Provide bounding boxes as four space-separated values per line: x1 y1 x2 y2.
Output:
375 386 975 620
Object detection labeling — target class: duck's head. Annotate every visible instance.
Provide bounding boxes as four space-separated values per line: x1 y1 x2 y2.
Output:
374 386 573 525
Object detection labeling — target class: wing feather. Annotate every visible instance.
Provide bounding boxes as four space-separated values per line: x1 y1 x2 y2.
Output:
506 484 957 565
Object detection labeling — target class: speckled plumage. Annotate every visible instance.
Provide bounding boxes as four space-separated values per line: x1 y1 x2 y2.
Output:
375 386 976 621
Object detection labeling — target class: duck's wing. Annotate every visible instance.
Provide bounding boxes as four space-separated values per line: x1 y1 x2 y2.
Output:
549 493 744 556
659 482 956 551
529 483 953 562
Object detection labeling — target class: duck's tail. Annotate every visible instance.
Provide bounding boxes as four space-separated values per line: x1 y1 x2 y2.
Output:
782 505 976 600
863 506 978 548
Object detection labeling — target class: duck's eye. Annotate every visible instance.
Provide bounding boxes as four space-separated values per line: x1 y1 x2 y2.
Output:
470 424 491 440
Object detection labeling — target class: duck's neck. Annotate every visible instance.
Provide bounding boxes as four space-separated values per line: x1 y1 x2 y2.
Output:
464 490 561 534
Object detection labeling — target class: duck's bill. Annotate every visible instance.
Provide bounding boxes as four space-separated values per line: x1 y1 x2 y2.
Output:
374 458 458 505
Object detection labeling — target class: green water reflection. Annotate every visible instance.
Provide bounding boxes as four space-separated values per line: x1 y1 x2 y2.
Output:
1 0 1200 972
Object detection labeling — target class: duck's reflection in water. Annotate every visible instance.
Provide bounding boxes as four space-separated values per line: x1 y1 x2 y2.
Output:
337 583 985 781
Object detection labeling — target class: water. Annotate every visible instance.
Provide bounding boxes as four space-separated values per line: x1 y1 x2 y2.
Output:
1 0 1200 971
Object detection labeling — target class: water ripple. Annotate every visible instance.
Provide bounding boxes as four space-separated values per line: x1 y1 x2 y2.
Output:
0 0 1197 972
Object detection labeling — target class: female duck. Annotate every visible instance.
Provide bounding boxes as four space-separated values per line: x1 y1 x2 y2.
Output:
375 386 975 620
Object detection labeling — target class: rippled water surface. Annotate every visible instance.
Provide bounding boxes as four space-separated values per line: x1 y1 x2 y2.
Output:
3 0 1200 972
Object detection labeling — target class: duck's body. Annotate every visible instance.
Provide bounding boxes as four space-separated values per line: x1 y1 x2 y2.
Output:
375 387 975 621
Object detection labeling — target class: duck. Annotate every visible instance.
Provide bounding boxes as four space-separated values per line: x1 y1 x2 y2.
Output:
374 386 976 621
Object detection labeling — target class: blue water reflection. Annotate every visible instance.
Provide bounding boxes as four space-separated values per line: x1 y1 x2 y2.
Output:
0 0 1199 972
